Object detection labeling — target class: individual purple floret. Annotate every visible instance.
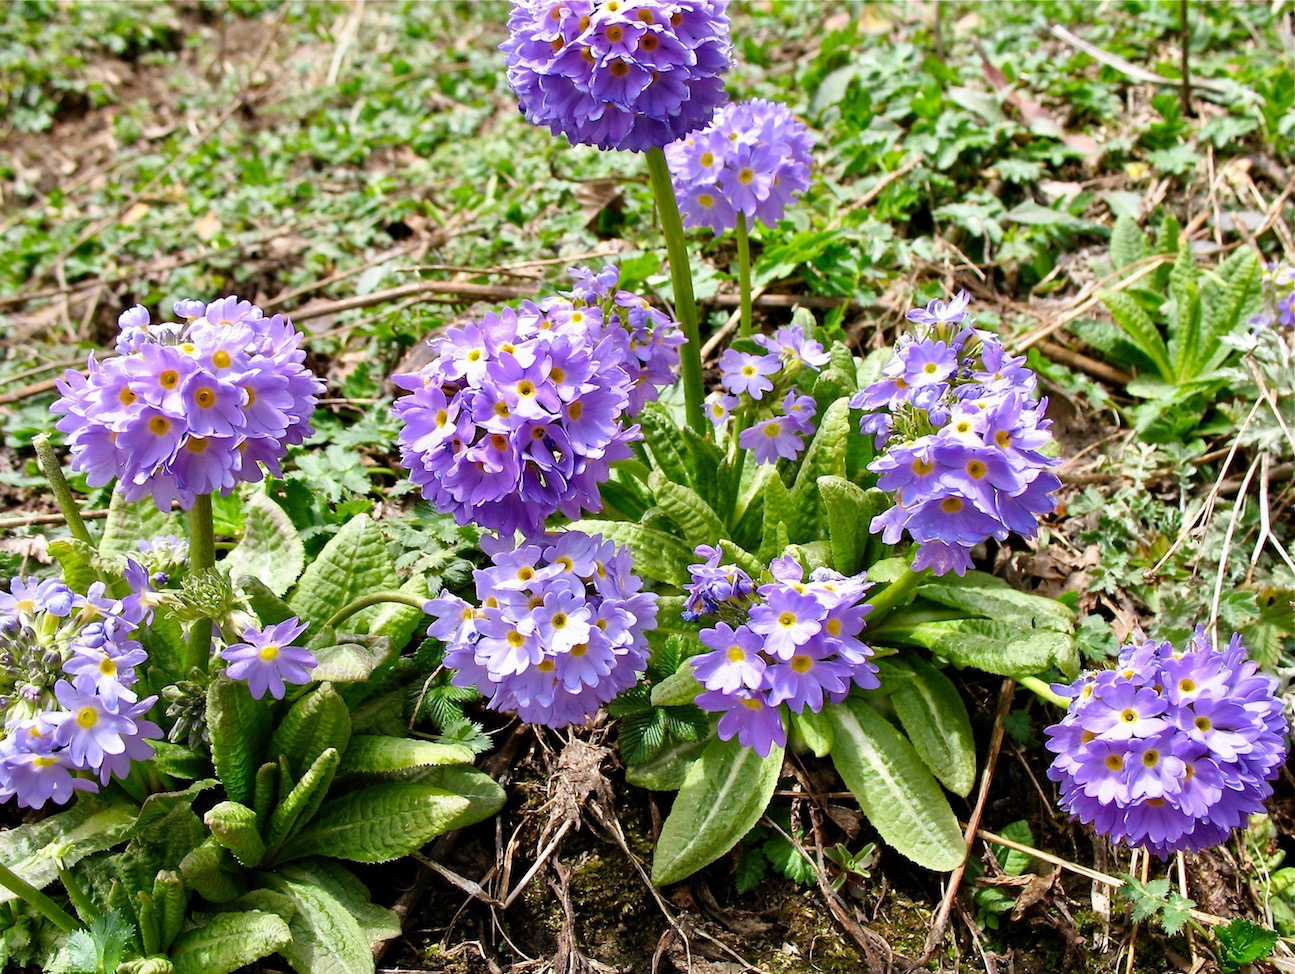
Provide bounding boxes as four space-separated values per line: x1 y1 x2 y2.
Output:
1045 626 1288 859
0 576 159 808
427 532 658 728
665 99 815 234
684 550 879 756
220 617 316 701
52 297 324 512
851 291 1061 576
393 265 682 537
501 0 732 153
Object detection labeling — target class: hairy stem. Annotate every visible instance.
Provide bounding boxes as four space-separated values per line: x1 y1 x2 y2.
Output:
0 860 80 935
866 564 927 626
33 435 93 546
186 494 216 674
735 211 753 339
325 590 429 630
1018 675 1072 710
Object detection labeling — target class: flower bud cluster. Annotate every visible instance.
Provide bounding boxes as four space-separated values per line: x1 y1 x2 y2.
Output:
427 532 658 728
393 266 682 537
53 297 324 512
666 98 814 234
0 576 160 809
709 324 829 465
683 547 879 757
1045 626 1288 858
502 0 732 153
851 291 1061 576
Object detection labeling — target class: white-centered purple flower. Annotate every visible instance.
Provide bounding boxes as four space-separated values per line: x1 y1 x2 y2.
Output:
1045 626 1288 858
428 531 658 728
52 297 324 512
502 0 732 153
220 617 316 700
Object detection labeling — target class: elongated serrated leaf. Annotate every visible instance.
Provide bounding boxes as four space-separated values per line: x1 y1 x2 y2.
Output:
48 538 100 594
274 783 471 864
1101 289 1173 381
100 491 184 558
651 734 784 886
259 872 376 974
169 910 291 974
651 664 704 707
637 402 695 491
277 860 401 944
791 397 851 502
1199 248 1262 374
573 519 694 588
265 748 340 855
207 675 272 806
680 426 724 512
624 736 707 791
817 476 875 575
178 838 245 905
222 494 304 597
650 469 726 549
238 575 297 629
339 735 474 773
888 656 976 797
915 571 1075 633
828 341 857 386
406 765 507 832
0 794 136 904
367 575 430 650
717 538 764 582
759 469 796 559
267 682 351 780
1168 243 1201 379
1110 214 1148 270
204 801 266 868
881 617 1076 679
288 514 398 632
827 697 966 871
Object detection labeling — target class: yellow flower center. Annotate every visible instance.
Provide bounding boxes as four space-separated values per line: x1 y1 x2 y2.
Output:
259 644 280 662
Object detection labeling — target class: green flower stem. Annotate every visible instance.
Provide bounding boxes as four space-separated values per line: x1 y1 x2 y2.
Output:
645 145 706 436
866 564 928 627
56 865 96 925
735 211 753 339
325 591 429 630
0 860 80 935
1019 675 1071 710
185 494 216 675
32 435 93 546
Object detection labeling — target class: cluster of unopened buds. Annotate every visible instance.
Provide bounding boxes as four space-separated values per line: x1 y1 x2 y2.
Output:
1045 626 1287 857
852 291 1061 576
683 547 879 756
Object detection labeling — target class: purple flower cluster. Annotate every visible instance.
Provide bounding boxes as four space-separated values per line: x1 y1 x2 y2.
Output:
1045 627 1287 858
502 0 731 153
427 532 658 728
1250 263 1295 332
221 617 317 701
0 576 160 809
393 266 682 537
53 297 323 512
708 324 828 465
851 291 1061 576
683 548 879 757
666 99 815 234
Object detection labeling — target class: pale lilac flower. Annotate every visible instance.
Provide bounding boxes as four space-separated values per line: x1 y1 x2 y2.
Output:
221 617 315 700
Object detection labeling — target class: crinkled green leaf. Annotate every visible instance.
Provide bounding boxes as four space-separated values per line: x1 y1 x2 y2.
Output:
637 402 695 491
651 663 704 707
916 570 1075 633
1110 214 1148 270
650 469 726 549
275 782 471 864
259 870 379 974
339 735 474 773
288 514 398 632
279 860 401 944
207 675 272 806
791 707 834 758
204 801 266 868
651 734 784 886
791 396 851 510
816 476 874 575
407 765 507 832
680 425 724 512
0 793 136 904
827 697 965 871
169 910 291 974
887 656 976 797
759 469 795 560
222 494 304 597
268 682 351 780
572 519 694 588
310 633 396 684
1101 288 1172 381
100 491 184 558
48 538 100 594
624 735 707 791
265 749 340 855
178 838 245 905
879 617 1077 679
238 575 297 629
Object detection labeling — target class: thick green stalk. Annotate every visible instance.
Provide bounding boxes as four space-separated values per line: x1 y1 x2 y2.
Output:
32 435 93 546
866 564 927 626
0 860 80 935
1018 675 1072 710
186 494 216 674
645 145 706 435
325 590 429 630
735 211 753 339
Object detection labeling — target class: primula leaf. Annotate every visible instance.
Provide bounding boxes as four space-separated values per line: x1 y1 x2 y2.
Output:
339 735 475 773
573 519 695 588
1109 214 1149 270
759 469 796 559
238 575 297 629
878 617 1077 680
1100 289 1173 381
650 469 727 550
651 734 784 886
790 396 851 516
311 633 397 684
827 697 966 871
1198 247 1262 374
265 748 340 855
99 491 184 558
204 801 266 868
260 869 381 974
288 513 399 632
887 655 976 797
267 682 352 781
791 707 834 757
207 675 272 805
179 838 246 905
637 403 696 493
405 765 507 832
274 782 471 864
680 425 724 512
1214 917 1279 972
0 794 135 905
817 475 876 575
48 538 101 595
915 570 1075 633
222 493 305 597
168 910 291 974
624 736 708 790
650 663 704 707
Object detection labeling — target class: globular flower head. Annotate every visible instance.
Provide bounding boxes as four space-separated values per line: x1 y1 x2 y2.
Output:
393 266 681 536
52 296 324 512
220 617 316 700
502 0 732 153
1045 626 1288 858
852 291 1060 575
666 99 814 234
428 532 658 728
685 550 878 756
